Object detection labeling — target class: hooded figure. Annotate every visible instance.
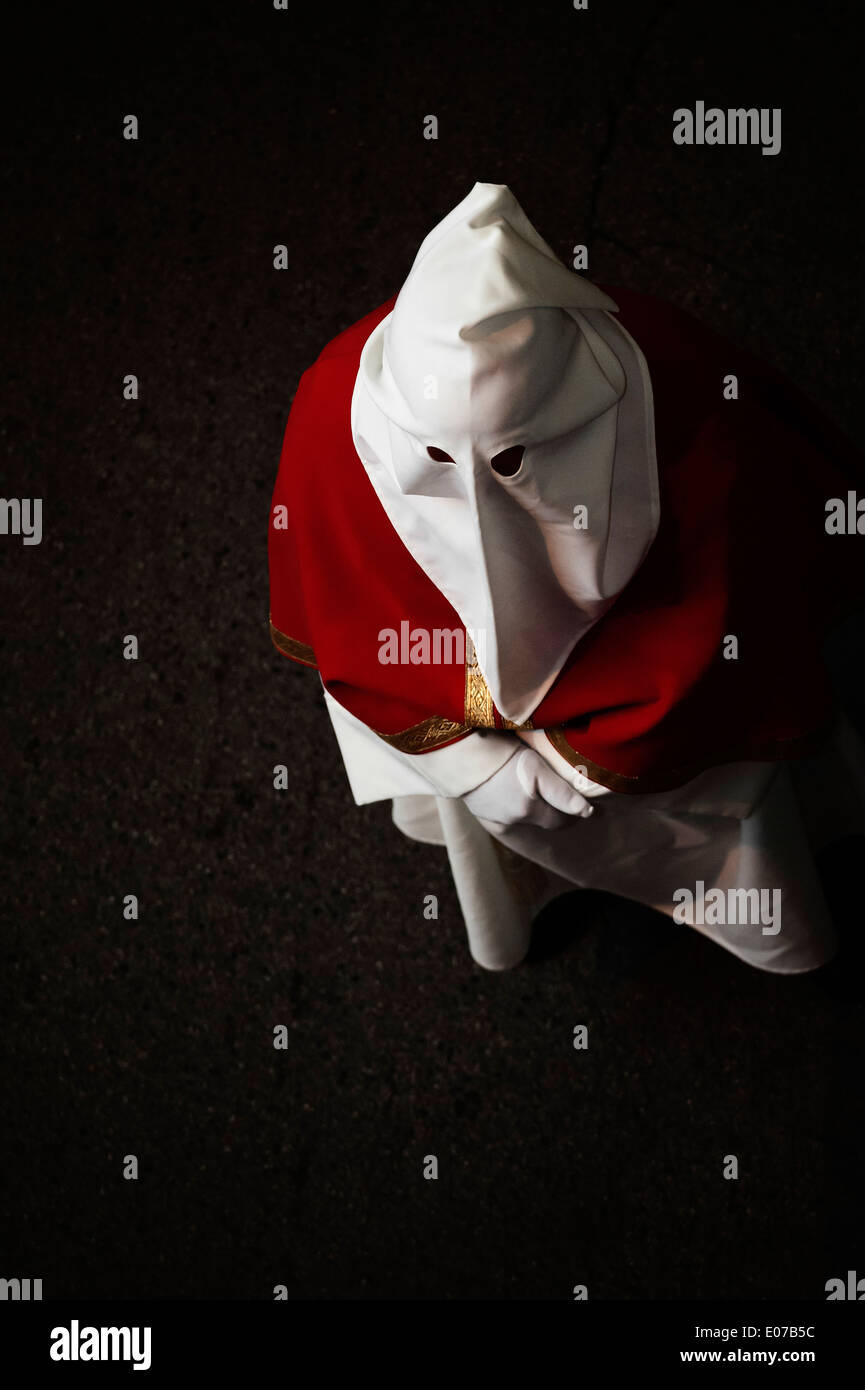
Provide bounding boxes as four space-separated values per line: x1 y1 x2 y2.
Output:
351 183 658 726
269 182 865 972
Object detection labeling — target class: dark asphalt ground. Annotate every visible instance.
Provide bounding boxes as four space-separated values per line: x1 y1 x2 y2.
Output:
2 0 864 1300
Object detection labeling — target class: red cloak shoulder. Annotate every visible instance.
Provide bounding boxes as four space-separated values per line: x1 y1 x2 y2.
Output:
268 288 864 792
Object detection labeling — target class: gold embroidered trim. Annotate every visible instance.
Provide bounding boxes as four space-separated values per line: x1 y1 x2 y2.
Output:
546 728 643 792
269 618 317 668
545 723 835 796
269 610 832 781
270 615 536 752
375 715 470 754
464 633 496 728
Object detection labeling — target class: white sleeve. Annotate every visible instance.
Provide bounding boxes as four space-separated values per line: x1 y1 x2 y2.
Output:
321 684 517 805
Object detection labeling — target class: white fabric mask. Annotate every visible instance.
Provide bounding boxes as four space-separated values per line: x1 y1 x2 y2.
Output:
351 182 659 726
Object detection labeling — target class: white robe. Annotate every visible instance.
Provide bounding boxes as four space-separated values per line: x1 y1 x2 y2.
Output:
322 685 865 974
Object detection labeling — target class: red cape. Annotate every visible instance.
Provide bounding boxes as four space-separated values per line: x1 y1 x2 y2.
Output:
268 288 864 792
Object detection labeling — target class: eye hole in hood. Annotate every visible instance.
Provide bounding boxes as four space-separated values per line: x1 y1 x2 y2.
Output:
427 445 456 463
490 445 525 477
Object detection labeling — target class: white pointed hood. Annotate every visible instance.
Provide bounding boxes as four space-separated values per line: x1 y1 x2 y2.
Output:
351 182 659 726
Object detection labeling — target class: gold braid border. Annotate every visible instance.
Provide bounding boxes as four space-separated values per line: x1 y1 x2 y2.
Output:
545 722 835 796
375 715 470 753
464 633 496 728
269 618 318 668
270 614 833 780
